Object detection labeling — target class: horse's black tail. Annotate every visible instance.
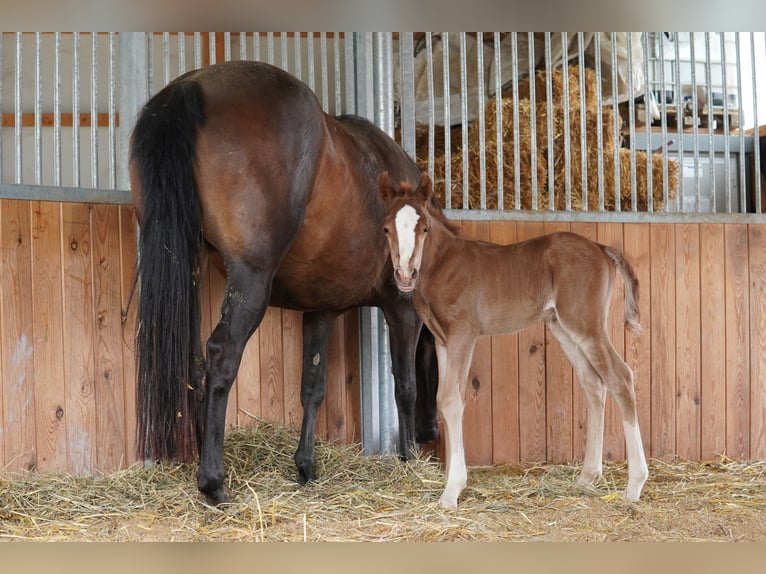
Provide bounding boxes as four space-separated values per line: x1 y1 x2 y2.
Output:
130 78 206 462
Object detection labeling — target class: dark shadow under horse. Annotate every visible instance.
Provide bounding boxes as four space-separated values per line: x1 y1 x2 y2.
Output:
129 60 438 506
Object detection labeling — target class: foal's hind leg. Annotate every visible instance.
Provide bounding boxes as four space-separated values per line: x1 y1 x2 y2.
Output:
198 263 271 506
545 319 606 487
382 299 424 460
294 309 340 484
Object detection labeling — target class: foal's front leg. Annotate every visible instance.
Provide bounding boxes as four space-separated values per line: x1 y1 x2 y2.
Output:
435 336 476 510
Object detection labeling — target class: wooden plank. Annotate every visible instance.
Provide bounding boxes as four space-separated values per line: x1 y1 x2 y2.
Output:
699 224 727 459
61 203 96 474
31 201 68 471
344 310 361 444
650 224 676 460
236 328 262 427
1 200 36 471
543 221 573 463
324 314 347 443
281 310 302 430
569 221 598 461
748 225 766 458
91 204 127 470
598 222 626 462
622 224 652 461
118 206 138 466
516 221 547 462
488 220 519 464
674 223 701 460
724 224 750 458
259 306 285 425
459 220 494 465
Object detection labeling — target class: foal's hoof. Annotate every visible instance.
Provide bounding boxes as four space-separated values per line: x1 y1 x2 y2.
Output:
297 464 316 485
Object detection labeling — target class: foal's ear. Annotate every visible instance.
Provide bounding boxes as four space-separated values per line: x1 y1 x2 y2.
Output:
377 171 393 201
415 172 433 203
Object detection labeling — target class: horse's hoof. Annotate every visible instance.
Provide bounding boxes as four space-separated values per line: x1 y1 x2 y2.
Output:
416 425 439 444
202 488 230 507
297 465 316 485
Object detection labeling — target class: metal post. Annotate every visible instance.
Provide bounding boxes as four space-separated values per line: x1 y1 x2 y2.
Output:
118 32 149 191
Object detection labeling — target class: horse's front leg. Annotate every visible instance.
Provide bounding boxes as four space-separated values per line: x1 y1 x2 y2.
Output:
436 335 476 510
198 264 270 506
382 300 424 460
294 310 339 484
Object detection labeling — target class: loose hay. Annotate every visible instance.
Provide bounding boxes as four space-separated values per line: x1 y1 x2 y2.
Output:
1 421 764 541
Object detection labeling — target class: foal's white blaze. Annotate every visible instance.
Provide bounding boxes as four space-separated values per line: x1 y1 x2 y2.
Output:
394 205 420 278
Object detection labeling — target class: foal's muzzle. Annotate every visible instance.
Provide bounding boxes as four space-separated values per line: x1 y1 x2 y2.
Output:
394 267 418 292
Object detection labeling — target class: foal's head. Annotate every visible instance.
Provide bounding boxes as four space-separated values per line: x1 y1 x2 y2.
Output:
378 171 433 293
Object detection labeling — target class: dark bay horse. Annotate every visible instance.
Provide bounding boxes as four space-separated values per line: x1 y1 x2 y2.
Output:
379 172 648 509
129 60 437 506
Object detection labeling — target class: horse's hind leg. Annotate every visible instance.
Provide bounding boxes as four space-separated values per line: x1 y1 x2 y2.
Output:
198 263 271 506
294 309 339 484
382 300 424 460
415 326 439 444
545 318 606 487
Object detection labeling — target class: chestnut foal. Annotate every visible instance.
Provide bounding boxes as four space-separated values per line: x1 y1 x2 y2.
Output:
379 172 648 510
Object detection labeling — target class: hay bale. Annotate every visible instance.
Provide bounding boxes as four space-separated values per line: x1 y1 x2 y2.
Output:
417 65 679 212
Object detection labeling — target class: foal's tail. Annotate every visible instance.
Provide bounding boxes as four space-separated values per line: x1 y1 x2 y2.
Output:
130 77 206 462
602 246 642 336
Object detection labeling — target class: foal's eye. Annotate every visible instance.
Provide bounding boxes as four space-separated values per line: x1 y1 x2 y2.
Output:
383 226 389 234
423 226 430 234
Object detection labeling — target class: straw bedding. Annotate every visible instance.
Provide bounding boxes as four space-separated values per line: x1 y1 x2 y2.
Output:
417 66 679 212
1 420 764 542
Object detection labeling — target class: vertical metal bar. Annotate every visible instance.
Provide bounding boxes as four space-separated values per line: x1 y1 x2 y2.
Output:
54 32 62 186
334 33 342 116
690 32 702 212
511 32 521 210
643 33 653 212
673 32 683 212
594 33 605 211
752 32 762 213
426 32 435 181
721 32 732 212
0 33 4 182
320 32 329 112
146 32 154 97
224 31 232 62
544 33 554 210
267 32 275 66
528 32 538 210
294 32 302 82
442 33 452 209
705 33 716 212
118 33 149 191
163 32 171 84
398 33 416 158
611 32 621 212
253 32 260 62
90 32 99 188
35 32 43 185
280 32 288 71
580 32 589 211
307 33 315 91
208 32 216 65
459 32 469 209
657 32 669 212
194 32 202 69
73 32 80 187
627 33 637 212
15 32 23 184
493 32 503 210
240 32 247 61
344 32 355 114
477 32 487 209
108 32 117 189
735 33 746 213
562 32 572 211
178 32 187 75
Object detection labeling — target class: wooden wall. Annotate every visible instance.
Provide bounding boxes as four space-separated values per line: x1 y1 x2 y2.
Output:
1 199 765 474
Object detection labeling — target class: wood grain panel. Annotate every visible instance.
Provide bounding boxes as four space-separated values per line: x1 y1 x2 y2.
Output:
488 220 519 464
650 224 676 459
459 220 494 465
91 204 127 470
543 221 573 463
699 224 726 459
1 200 36 471
280 310 302 431
259 306 285 425
324 314 347 443
61 203 96 474
118 206 138 466
622 223 652 460
724 224 750 458
30 201 68 471
515 221 547 462
674 224 701 460
748 225 766 458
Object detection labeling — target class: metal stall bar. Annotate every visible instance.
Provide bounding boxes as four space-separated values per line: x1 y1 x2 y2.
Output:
493 32 504 209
